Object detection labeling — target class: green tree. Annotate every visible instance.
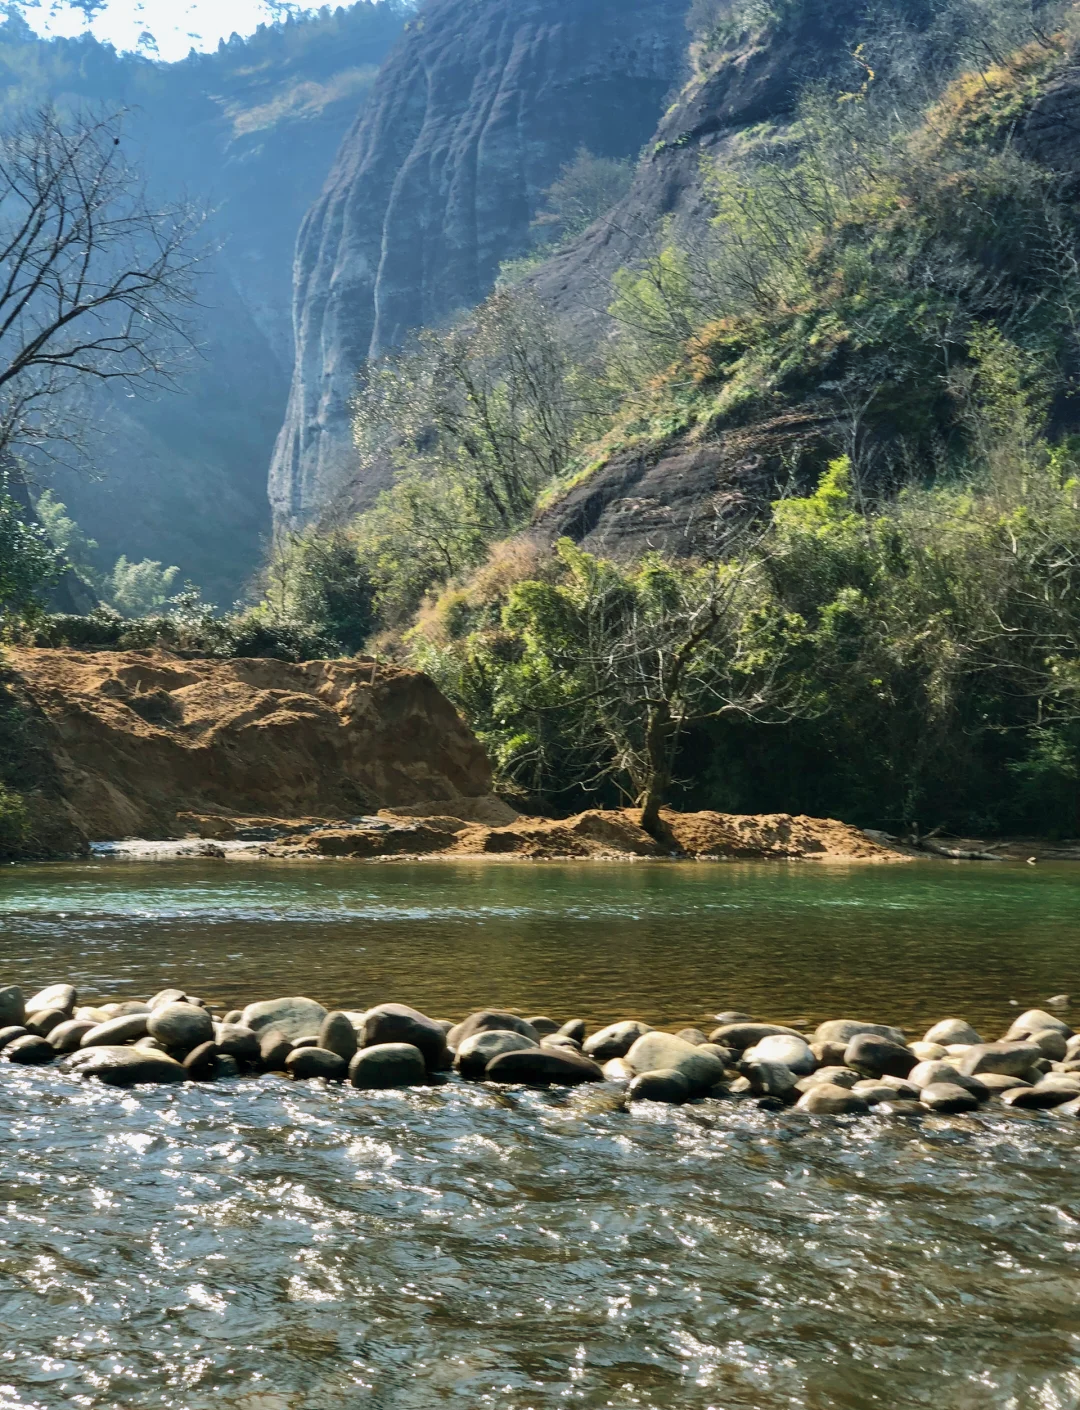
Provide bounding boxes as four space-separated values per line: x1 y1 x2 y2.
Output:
0 473 62 623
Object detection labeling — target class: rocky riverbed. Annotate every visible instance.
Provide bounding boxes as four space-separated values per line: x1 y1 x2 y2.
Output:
1 981 1078 1117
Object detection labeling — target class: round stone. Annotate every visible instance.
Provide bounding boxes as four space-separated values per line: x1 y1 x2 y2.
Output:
744 1034 816 1075
48 1020 96 1053
711 1022 804 1051
285 1047 347 1081
628 1068 691 1104
558 1019 587 1043
361 1004 448 1068
484 1047 604 1085
454 1029 538 1078
80 1014 150 1047
4 1034 54 1065
796 1083 871 1115
581 1020 652 1060
526 1016 561 1036
349 1042 427 1089
147 1003 214 1054
259 1027 293 1070
675 1028 710 1046
844 1034 916 1078
920 1082 980 1113
75 1046 185 1086
1029 1029 1068 1060
241 996 327 1043
813 1019 906 1047
183 1041 219 1081
26 984 76 1018
625 1033 725 1092
318 1012 359 1062
25 1008 67 1038
215 1023 259 1062
922 1019 982 1046
447 1010 540 1052
0 986 25 1027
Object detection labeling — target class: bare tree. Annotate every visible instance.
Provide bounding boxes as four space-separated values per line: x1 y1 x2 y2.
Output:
0 105 203 466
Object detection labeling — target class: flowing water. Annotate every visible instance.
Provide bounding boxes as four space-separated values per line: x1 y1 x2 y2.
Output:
0 857 1078 1409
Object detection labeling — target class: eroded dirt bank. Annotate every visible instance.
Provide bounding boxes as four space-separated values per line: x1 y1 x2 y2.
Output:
3 648 904 862
3 648 506 855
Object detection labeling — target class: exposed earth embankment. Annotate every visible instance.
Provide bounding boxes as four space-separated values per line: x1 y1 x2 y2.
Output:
2 647 899 862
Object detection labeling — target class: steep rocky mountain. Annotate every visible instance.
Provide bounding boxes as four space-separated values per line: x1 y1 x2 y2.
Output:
269 0 693 528
0 4 408 600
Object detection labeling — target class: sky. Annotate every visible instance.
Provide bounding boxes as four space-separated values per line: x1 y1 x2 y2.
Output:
9 0 319 62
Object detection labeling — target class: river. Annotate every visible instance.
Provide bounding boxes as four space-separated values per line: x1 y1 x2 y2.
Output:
0 858 1077 1408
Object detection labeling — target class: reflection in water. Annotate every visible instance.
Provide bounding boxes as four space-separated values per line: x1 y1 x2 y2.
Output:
0 859 1078 1407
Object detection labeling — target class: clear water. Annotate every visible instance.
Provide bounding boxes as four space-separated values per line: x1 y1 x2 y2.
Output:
0 857 1078 1409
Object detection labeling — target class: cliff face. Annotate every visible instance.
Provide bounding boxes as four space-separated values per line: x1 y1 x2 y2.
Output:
269 0 692 527
4 648 499 850
0 6 406 601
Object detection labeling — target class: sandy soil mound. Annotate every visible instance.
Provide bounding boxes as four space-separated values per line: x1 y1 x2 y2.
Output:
4 648 502 852
275 807 897 862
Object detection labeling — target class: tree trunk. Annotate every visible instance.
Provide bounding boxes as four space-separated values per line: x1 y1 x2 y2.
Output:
638 703 672 839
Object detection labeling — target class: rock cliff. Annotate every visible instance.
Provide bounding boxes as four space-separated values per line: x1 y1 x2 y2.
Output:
3 648 500 851
269 0 692 527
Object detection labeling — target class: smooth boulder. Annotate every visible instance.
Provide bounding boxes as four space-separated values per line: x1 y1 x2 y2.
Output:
922 1018 982 1046
447 1010 540 1052
183 1041 219 1081
215 1023 259 1062
241 996 327 1043
0 986 25 1028
743 1034 816 1075
844 1033 916 1079
147 1002 214 1054
485 1048 604 1085
285 1046 347 1081
26 984 76 1018
259 1027 294 1071
816 1019 907 1047
361 1004 449 1069
318 1012 359 1063
75 1045 185 1086
627 1068 690 1104
710 1022 804 1051
1002 1079 1080 1109
796 1083 871 1115
1005 1008 1072 1041
4 1034 54 1065
48 1019 96 1053
455 1030 538 1079
526 1016 561 1036
558 1019 587 1043
1029 1029 1069 1060
921 1082 980 1113
349 1042 427 1089
582 1020 651 1061
25 1008 67 1038
625 1032 725 1093
744 1060 798 1101
958 1041 1043 1077
80 1013 150 1047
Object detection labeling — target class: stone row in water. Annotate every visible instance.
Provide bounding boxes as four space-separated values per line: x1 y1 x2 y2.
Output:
0 983 1077 1115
